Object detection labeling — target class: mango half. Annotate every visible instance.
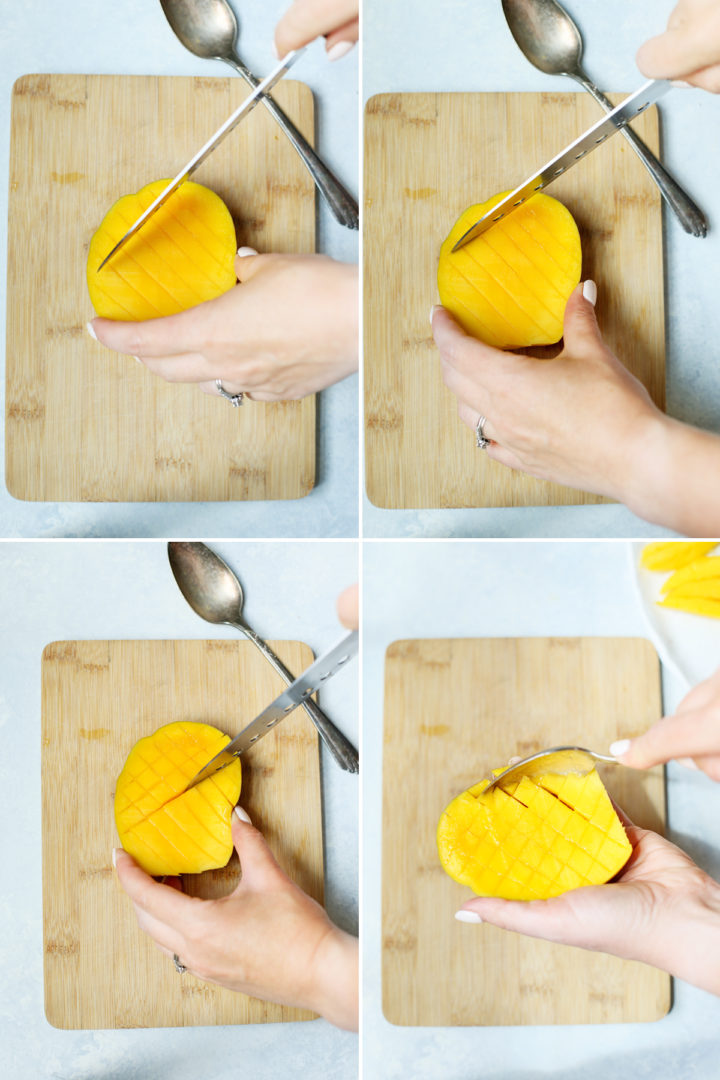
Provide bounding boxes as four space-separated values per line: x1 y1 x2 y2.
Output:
114 721 242 876
87 179 237 321
437 192 581 349
437 766 631 900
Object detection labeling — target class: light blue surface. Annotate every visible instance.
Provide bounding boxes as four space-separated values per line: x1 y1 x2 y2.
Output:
0 540 358 1080
362 0 720 538
363 540 720 1079
0 0 359 538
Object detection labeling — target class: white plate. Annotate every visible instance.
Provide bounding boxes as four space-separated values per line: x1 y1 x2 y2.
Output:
629 541 720 689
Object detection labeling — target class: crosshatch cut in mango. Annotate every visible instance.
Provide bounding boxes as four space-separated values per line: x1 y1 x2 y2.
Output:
437 192 581 349
87 179 238 321
437 766 632 900
114 720 242 877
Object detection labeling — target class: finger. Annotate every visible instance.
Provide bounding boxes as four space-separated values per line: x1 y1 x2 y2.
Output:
686 65 720 93
456 401 498 443
609 706 720 769
139 352 213 383
456 894 588 946
114 848 196 925
89 306 211 360
336 583 359 630
560 281 604 357
636 21 720 81
233 247 264 282
231 807 288 894
484 442 526 472
275 0 359 56
432 305 509 377
325 21 359 57
133 903 184 955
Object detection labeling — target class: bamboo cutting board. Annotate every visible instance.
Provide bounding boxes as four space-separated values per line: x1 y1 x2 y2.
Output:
364 93 665 508
382 637 670 1026
7 74 316 502
42 639 324 1029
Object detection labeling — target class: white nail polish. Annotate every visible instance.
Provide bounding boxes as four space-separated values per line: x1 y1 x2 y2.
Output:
133 356 141 363
86 321 98 341
455 910 483 923
271 41 280 60
327 41 355 62
671 80 692 89
609 739 631 758
111 847 118 867
582 280 597 306
234 805 252 824
237 246 259 258
429 305 438 326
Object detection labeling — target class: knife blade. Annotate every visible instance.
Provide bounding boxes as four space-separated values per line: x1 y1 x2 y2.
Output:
183 629 358 792
97 48 305 271
451 78 672 252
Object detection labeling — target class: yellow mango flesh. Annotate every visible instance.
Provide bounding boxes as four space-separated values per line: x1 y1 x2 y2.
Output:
658 595 720 618
115 721 242 876
87 179 237 321
640 541 717 572
437 766 631 900
437 192 581 349
662 555 720 594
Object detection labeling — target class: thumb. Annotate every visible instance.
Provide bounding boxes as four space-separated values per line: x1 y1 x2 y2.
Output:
561 280 604 355
234 247 265 283
431 304 478 366
231 806 287 893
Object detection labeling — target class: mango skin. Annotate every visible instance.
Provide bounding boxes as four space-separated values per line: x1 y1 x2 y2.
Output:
437 192 581 349
114 721 242 877
87 179 237 321
437 766 631 901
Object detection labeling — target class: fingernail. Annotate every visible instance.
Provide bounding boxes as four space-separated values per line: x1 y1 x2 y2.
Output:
327 41 355 62
234 805 252 824
112 847 119 867
609 739 631 758
671 80 692 88
582 280 597 306
87 321 98 341
133 356 141 364
271 40 280 60
455 910 483 924
675 756 700 770
237 246 259 257
429 304 439 325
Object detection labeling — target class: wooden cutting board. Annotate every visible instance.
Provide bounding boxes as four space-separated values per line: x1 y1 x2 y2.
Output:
382 637 670 1026
7 74 316 502
41 639 323 1029
364 93 665 508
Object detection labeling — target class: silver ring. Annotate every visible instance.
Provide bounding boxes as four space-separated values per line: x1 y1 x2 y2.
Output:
215 379 244 407
173 953 187 974
475 415 490 450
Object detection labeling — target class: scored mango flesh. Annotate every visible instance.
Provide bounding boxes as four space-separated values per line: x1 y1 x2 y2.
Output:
437 767 632 900
87 179 237 321
437 192 581 349
114 721 242 876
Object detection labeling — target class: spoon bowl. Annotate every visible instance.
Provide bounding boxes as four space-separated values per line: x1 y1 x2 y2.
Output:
481 744 618 797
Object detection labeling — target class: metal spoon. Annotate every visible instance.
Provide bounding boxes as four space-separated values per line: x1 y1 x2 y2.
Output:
501 0 707 237
480 745 618 797
159 0 358 229
168 541 359 773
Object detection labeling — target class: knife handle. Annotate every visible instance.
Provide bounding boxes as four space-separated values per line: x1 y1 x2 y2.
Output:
224 56 359 231
574 75 707 238
233 622 359 773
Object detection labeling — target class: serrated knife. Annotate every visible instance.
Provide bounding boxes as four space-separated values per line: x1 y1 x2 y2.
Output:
182 629 358 792
97 48 305 270
451 78 672 251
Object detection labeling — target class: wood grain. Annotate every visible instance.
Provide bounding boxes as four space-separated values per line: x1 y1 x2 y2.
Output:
7 74 316 502
364 93 665 508
42 639 324 1029
382 637 670 1026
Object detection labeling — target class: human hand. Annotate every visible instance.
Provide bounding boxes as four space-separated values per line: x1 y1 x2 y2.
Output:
456 808 720 997
610 666 720 781
637 0 720 92
89 252 358 402
113 806 358 1030
275 0 359 61
337 583 359 630
431 283 671 514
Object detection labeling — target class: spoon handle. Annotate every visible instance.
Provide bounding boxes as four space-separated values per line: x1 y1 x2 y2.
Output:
223 54 359 230
231 620 359 773
572 73 707 238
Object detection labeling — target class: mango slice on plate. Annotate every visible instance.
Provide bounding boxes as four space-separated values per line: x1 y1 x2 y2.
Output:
87 179 237 321
437 191 581 349
437 766 631 900
661 555 720 594
640 541 717 572
114 721 241 876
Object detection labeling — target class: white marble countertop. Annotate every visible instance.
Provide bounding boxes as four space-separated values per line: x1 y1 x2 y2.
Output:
362 0 720 538
0 540 358 1080
363 540 720 1079
0 0 358 538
